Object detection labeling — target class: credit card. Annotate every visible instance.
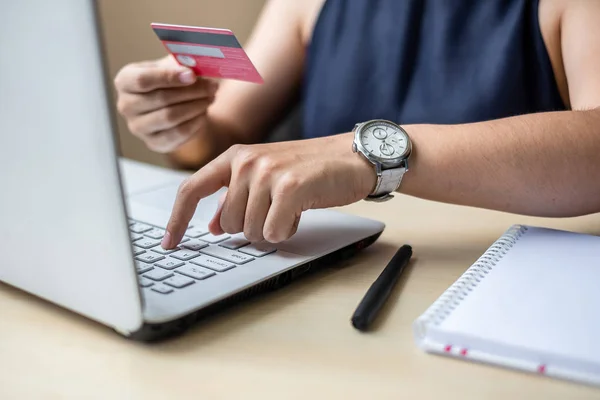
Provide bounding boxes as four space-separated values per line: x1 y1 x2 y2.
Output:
151 22 263 84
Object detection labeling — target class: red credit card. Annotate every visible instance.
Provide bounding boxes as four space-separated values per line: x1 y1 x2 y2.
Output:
151 22 263 84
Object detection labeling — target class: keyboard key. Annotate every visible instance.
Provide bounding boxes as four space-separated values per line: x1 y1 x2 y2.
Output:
130 232 143 242
136 253 165 264
200 246 254 264
144 228 166 239
154 258 185 270
181 239 208 251
138 276 155 287
219 236 250 250
176 265 216 280
238 243 277 257
185 227 208 238
135 260 154 274
200 233 230 244
144 269 174 281
152 246 180 255
170 249 201 261
128 219 136 226
130 223 153 233
151 284 173 294
191 255 235 272
164 275 195 289
135 238 162 249
132 246 146 256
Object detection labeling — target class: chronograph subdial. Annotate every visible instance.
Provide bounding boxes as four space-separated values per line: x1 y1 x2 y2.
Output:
379 142 395 157
373 128 387 140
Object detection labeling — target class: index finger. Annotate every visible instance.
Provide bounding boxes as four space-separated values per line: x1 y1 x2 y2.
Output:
161 154 234 249
116 62 196 93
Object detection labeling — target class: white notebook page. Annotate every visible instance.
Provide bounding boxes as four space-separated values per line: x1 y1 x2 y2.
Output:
437 227 600 367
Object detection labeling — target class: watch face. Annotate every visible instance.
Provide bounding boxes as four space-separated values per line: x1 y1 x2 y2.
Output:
358 121 410 160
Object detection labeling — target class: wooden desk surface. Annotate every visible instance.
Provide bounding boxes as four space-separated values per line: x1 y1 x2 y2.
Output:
2 191 600 399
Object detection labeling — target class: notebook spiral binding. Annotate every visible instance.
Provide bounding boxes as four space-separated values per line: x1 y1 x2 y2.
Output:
413 224 528 339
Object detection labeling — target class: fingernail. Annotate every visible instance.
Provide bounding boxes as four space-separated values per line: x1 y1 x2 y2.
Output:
161 231 172 249
179 70 195 84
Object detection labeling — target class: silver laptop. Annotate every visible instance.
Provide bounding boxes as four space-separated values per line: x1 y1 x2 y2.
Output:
0 0 384 340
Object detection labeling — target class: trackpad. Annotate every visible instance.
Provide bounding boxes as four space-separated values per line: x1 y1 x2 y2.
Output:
128 183 223 223
274 209 381 256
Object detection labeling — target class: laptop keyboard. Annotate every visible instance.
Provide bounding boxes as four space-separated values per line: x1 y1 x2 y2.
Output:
128 219 277 295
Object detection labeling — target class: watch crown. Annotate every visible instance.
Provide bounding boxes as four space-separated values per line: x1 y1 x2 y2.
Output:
352 143 357 153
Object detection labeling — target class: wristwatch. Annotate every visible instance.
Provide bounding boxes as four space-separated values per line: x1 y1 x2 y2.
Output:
352 119 412 202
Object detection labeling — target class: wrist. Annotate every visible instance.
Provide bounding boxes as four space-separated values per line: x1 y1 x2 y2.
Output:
165 115 241 170
337 132 378 198
166 135 210 170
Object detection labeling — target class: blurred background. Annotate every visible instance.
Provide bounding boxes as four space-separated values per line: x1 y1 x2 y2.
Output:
98 0 268 168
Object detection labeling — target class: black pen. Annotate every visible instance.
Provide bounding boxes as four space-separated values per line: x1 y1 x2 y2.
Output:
351 244 413 331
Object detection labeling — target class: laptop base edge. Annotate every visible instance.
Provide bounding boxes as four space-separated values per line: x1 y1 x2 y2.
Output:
123 231 383 342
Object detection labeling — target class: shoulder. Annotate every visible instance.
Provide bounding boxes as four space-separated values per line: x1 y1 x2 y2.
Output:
539 0 600 47
539 0 600 109
538 0 569 107
298 0 327 46
258 0 325 47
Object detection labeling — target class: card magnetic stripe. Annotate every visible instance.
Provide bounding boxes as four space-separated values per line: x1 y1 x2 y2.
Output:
153 28 241 48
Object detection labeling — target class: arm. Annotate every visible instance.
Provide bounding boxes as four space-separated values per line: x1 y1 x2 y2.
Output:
168 0 307 168
159 0 600 248
399 0 600 217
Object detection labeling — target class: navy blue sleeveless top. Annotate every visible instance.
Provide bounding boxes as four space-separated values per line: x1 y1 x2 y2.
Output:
302 0 565 139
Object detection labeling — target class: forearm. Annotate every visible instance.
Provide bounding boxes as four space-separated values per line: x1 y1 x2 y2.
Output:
167 0 307 170
400 109 600 217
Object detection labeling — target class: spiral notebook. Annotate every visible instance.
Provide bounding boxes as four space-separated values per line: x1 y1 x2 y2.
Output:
413 224 600 387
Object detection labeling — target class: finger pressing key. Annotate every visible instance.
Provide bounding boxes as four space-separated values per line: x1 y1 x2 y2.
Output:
161 151 235 249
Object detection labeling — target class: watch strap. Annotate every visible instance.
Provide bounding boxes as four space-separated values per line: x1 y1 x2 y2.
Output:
368 165 406 199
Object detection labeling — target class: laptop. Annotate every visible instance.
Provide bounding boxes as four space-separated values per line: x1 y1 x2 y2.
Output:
0 0 384 341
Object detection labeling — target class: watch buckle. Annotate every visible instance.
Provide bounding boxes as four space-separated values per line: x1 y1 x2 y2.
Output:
365 193 394 202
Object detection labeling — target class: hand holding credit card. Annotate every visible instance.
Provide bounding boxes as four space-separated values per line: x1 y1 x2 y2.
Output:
151 23 263 84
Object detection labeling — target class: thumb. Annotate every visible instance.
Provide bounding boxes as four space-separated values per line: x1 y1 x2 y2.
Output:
159 54 197 85
123 62 196 93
